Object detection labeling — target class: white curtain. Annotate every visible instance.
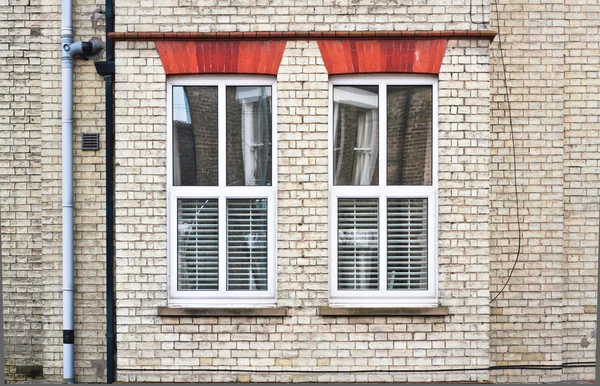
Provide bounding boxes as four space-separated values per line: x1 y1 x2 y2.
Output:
352 109 379 185
241 101 256 186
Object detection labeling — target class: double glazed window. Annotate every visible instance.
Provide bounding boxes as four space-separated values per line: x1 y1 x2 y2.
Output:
167 75 437 307
168 77 277 305
329 76 438 306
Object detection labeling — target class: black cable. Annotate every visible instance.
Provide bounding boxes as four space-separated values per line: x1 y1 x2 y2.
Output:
469 0 488 26
489 0 523 304
562 361 597 367
118 361 595 374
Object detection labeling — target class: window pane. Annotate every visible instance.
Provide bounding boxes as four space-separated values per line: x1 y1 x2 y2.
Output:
387 198 428 290
337 198 379 290
387 86 432 185
172 86 218 186
227 198 268 291
177 199 219 291
333 86 379 186
226 86 272 186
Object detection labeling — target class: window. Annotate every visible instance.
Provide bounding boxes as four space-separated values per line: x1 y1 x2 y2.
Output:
328 76 438 306
167 76 277 306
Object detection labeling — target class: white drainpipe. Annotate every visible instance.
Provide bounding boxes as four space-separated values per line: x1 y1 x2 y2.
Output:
61 1 103 382
61 0 75 382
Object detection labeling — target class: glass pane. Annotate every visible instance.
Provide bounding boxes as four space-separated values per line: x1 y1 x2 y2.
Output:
177 199 219 291
387 198 428 290
337 198 379 290
333 86 379 186
387 85 432 185
227 198 268 291
226 86 272 186
172 86 218 186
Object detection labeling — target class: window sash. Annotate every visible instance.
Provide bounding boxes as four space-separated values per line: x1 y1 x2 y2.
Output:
328 76 438 306
167 76 277 306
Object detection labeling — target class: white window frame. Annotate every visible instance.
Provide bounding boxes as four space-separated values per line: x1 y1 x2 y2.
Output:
167 75 277 307
328 75 439 307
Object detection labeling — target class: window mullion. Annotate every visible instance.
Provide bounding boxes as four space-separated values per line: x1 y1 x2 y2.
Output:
379 83 387 188
331 195 339 294
218 83 226 188
427 191 436 296
267 193 275 295
169 193 177 296
379 83 387 294
218 83 226 294
218 195 226 295
167 84 173 189
380 196 388 293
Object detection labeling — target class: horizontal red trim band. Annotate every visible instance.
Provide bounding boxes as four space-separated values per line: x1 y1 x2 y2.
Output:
108 30 496 42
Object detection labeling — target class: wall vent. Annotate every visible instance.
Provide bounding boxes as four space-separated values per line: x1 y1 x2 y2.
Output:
82 133 100 151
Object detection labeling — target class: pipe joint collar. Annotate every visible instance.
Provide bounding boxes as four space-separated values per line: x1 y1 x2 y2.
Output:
66 39 105 59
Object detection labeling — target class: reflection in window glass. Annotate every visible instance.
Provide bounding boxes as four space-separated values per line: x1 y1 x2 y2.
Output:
226 86 272 186
333 86 379 186
387 86 432 186
172 86 218 186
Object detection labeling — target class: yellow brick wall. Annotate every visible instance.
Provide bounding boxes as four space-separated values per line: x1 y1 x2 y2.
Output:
38 0 107 382
2 0 597 383
0 0 42 381
112 38 493 383
489 0 598 383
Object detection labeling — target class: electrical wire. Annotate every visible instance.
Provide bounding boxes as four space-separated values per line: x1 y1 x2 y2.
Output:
469 0 488 26
489 0 523 304
118 361 596 374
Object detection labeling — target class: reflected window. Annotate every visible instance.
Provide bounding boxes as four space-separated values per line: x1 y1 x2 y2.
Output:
333 86 379 186
226 86 272 186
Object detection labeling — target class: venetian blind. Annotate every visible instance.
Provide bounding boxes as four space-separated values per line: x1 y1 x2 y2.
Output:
387 198 428 290
227 198 268 291
177 199 219 291
337 198 379 290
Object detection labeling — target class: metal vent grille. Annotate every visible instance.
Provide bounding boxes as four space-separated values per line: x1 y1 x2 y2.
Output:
81 133 100 151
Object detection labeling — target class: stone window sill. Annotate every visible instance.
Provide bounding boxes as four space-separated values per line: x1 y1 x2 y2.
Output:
319 306 449 317
158 307 288 317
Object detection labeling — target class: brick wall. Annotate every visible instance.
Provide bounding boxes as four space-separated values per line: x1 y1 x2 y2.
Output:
562 1 599 381
111 38 492 383
114 0 478 34
489 1 564 383
489 0 598 383
2 0 597 383
37 0 107 382
0 0 42 381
